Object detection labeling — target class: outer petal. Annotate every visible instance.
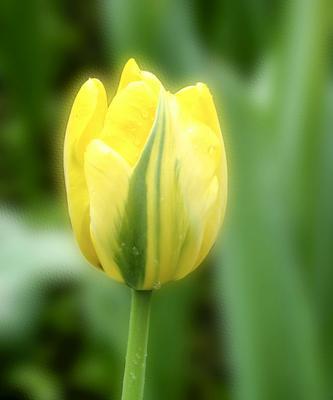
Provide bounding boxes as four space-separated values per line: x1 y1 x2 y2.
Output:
171 87 228 279
64 79 107 266
173 122 223 279
84 139 131 282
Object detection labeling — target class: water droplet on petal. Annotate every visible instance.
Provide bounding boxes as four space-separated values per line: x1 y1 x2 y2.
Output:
132 246 140 256
130 371 137 381
134 136 141 146
208 145 216 155
141 110 149 119
153 281 161 290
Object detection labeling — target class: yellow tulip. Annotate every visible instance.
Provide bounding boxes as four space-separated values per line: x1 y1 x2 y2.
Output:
64 59 227 290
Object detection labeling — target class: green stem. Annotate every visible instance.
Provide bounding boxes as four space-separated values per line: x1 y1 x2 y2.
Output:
121 289 153 400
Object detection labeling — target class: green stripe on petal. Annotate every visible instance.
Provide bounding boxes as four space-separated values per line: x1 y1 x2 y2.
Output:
144 100 182 287
84 139 131 283
112 90 168 288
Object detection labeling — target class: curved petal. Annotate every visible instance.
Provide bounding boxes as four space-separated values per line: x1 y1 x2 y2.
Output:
169 86 227 279
64 79 107 266
84 139 131 282
101 80 160 166
173 120 224 280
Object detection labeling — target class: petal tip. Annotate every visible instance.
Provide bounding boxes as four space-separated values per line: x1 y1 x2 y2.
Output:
118 58 142 92
83 77 105 92
126 57 139 67
196 82 213 97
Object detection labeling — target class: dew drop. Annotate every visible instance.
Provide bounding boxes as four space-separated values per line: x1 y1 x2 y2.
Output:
141 110 149 119
208 145 216 155
153 281 161 290
134 136 141 146
132 246 140 256
130 371 137 381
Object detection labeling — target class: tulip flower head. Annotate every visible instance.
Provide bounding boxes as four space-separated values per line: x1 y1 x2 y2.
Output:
64 59 227 290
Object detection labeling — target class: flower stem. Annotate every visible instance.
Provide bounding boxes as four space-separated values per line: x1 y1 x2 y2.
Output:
121 289 153 400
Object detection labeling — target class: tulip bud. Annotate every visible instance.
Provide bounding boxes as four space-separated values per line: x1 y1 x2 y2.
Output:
64 59 227 290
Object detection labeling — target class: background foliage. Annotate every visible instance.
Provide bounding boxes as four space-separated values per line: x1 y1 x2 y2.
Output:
0 0 332 399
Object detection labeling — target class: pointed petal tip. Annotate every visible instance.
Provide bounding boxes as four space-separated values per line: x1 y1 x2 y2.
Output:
126 57 139 67
118 58 142 92
82 77 105 92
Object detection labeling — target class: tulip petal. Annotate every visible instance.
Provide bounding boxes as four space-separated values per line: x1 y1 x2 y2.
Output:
64 79 107 266
84 139 131 282
173 121 224 279
171 85 227 279
101 80 159 166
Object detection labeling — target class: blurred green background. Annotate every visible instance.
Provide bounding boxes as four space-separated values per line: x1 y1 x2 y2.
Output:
0 0 332 399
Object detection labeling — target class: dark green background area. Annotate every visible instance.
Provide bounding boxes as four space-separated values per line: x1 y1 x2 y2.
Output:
0 0 332 399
